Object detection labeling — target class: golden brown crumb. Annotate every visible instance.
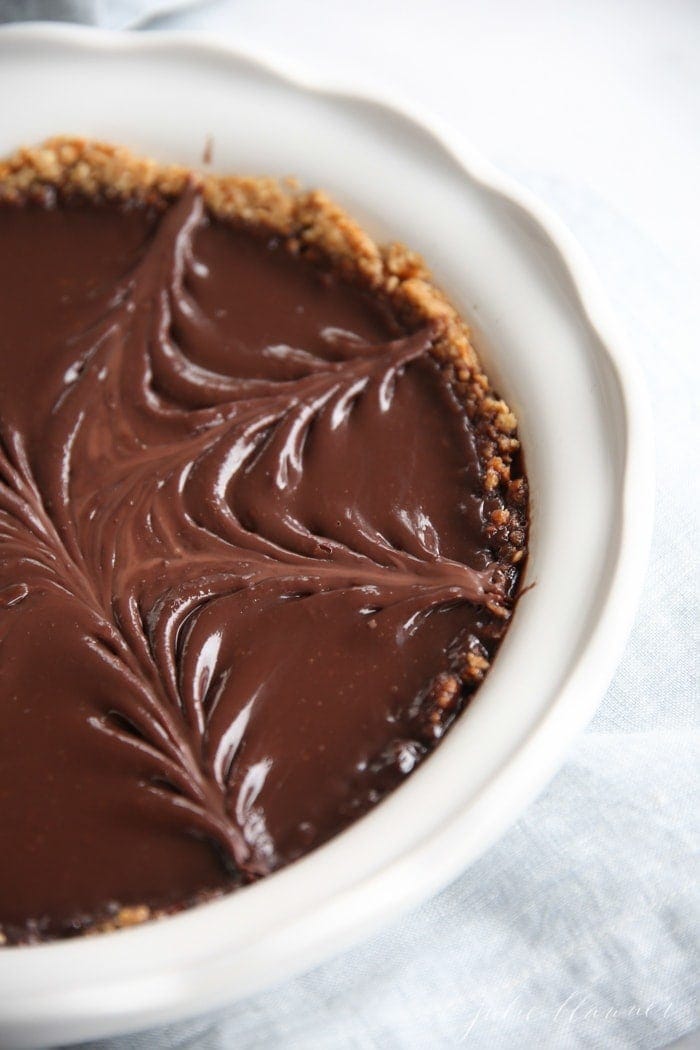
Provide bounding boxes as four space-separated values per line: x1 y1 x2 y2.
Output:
91 905 151 935
461 651 491 683
418 672 462 741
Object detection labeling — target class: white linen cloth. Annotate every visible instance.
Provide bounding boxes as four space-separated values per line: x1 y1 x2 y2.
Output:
1 2 696 1047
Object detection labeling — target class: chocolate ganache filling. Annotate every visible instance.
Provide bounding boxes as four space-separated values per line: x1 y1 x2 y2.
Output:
0 185 524 943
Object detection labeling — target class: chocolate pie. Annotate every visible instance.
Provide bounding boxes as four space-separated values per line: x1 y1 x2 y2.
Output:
0 139 528 944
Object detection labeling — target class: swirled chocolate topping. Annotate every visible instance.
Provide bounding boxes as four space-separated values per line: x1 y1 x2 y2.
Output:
0 176 526 944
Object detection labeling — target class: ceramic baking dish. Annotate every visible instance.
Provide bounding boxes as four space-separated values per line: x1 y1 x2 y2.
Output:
0 24 653 1048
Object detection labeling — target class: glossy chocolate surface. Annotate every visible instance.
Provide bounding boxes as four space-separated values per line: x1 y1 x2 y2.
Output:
0 189 522 942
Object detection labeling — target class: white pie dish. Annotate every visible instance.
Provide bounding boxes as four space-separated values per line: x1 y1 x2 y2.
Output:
0 24 653 1049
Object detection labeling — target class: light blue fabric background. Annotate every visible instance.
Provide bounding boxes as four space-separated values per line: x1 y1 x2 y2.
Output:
1 3 696 1048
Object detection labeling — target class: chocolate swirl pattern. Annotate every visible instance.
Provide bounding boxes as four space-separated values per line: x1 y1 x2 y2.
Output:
0 187 519 942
